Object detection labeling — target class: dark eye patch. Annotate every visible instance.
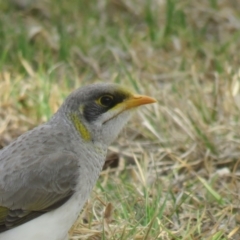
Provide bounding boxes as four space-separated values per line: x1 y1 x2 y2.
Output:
83 91 130 122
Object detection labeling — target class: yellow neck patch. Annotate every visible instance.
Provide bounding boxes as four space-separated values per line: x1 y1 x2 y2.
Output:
70 113 91 141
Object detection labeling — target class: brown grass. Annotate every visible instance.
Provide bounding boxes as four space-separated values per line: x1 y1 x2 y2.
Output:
1 0 240 239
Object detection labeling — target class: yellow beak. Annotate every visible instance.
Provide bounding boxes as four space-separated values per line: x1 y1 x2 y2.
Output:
124 94 156 110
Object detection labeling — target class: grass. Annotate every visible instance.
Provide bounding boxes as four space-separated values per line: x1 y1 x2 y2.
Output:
1 0 240 239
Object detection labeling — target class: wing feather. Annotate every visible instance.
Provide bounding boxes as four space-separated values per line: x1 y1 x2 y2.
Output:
0 126 80 232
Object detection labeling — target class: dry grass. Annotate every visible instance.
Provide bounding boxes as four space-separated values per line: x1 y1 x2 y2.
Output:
1 0 240 239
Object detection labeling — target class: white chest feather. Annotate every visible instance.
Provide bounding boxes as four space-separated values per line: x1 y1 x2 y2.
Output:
0 193 86 240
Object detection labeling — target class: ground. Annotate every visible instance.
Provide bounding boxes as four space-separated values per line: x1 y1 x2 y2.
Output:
0 0 240 239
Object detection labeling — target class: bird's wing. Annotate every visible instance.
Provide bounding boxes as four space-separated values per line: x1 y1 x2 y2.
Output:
0 150 79 232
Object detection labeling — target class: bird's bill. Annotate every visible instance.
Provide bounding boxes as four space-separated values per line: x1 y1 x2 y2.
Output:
124 94 156 110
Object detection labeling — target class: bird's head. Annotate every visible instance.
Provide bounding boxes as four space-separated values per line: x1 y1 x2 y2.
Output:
60 83 156 146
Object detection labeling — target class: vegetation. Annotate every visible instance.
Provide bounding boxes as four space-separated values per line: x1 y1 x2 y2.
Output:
1 0 240 239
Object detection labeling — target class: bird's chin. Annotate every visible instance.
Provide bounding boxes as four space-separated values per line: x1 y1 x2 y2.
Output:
102 110 125 125
97 110 133 146
91 109 133 146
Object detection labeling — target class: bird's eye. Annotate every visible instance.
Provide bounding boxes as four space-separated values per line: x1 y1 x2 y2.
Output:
99 95 114 107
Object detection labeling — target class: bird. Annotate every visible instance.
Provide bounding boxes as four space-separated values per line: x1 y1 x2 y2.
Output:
0 82 156 240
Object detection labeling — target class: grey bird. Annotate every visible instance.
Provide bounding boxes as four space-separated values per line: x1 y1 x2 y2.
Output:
0 83 156 240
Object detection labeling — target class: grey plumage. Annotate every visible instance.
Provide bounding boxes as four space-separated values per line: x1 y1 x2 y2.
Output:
0 124 79 230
